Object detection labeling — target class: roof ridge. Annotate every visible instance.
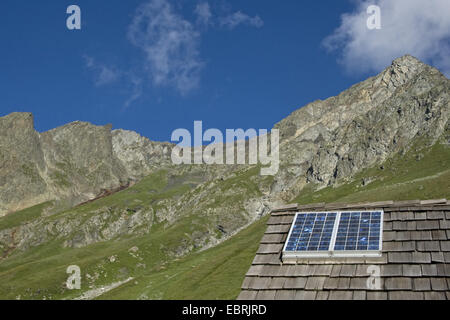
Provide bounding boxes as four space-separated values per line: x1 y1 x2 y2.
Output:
271 199 449 213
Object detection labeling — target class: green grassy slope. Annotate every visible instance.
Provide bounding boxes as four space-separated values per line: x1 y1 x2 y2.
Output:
98 216 268 300
0 169 198 299
0 201 53 231
0 195 267 300
0 165 266 300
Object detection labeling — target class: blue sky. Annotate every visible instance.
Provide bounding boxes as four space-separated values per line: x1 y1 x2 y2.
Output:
0 0 449 142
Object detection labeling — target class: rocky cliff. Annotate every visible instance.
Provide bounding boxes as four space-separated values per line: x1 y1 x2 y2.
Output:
0 115 174 216
272 55 450 201
0 113 48 215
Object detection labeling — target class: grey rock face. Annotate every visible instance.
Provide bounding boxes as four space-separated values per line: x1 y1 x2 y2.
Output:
0 117 174 216
0 113 49 214
273 55 450 200
0 205 154 251
40 121 129 207
111 129 173 179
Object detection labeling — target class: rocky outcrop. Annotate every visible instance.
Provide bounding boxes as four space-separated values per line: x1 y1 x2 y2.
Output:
0 205 154 252
111 129 173 179
272 55 450 200
40 121 130 207
0 113 49 214
0 117 174 216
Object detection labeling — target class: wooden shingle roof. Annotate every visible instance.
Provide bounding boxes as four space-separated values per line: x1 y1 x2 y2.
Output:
238 199 450 300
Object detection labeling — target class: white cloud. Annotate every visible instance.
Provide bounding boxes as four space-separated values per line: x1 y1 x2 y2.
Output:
195 2 212 26
323 0 450 76
220 11 264 29
124 75 143 109
96 67 119 86
127 0 203 95
83 55 120 86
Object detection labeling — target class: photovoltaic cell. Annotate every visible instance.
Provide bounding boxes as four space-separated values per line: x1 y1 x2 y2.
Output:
284 212 337 252
334 211 382 251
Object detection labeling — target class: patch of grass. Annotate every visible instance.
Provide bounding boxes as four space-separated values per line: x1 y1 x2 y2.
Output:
0 202 53 231
50 171 71 188
209 166 262 210
99 216 268 300
47 170 174 221
19 164 41 184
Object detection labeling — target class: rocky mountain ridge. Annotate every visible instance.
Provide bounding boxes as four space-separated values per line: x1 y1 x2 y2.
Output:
0 114 174 216
273 54 449 201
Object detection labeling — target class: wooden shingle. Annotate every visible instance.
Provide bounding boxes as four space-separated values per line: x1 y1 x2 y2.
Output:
283 277 307 289
268 278 286 290
430 278 448 291
255 290 276 300
353 291 366 300
424 292 446 300
388 291 424 300
349 277 369 290
293 290 316 300
381 264 403 277
236 290 257 300
250 277 271 290
257 243 284 254
440 241 450 251
304 277 327 290
366 292 388 300
260 233 285 244
413 278 431 291
402 264 422 277
421 264 438 276
328 291 353 300
275 290 295 300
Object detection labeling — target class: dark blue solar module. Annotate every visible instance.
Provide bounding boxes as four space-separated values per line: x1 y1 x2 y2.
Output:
284 212 337 252
334 211 382 251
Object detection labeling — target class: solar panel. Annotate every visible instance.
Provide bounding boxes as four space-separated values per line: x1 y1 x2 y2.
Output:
283 210 383 259
334 211 382 251
284 212 337 252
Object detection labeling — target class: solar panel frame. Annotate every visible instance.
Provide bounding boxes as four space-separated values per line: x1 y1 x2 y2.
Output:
282 210 384 260
330 210 384 258
283 212 337 253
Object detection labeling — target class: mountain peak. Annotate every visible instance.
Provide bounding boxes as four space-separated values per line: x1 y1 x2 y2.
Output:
387 54 429 78
0 111 33 123
392 54 423 66
0 112 35 132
